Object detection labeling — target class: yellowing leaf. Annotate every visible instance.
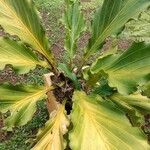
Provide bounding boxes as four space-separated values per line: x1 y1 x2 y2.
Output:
0 0 55 64
0 37 47 74
32 104 69 150
110 93 150 126
70 91 149 150
0 84 48 130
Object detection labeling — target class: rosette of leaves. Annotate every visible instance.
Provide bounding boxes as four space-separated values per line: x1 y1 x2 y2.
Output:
0 0 150 149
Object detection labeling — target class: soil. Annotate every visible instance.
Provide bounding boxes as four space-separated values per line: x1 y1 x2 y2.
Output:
143 114 150 142
0 65 27 85
0 114 5 142
40 9 65 60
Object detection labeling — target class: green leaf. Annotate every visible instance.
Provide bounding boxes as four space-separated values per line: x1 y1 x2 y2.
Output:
0 84 48 130
91 42 150 94
32 104 69 150
70 91 149 150
84 46 118 87
58 63 81 90
93 78 114 97
0 37 47 74
110 93 150 126
85 0 150 58
62 0 86 60
121 10 150 43
0 0 55 64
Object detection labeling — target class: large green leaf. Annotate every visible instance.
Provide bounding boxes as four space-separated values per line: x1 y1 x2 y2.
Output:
62 0 86 60
0 0 55 64
0 37 47 74
110 93 150 126
85 0 150 59
91 42 150 94
0 84 48 130
70 91 149 150
32 104 69 150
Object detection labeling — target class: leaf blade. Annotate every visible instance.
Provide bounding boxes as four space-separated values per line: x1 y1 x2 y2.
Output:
91 42 150 94
110 93 150 126
32 104 69 150
0 84 48 130
70 91 149 150
0 37 47 74
85 0 150 58
62 0 86 60
0 0 55 64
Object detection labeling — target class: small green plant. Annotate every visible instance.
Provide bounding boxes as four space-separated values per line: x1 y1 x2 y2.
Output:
0 0 150 149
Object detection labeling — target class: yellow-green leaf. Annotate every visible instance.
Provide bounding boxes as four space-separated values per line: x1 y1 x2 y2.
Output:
0 0 55 64
32 104 69 150
110 93 150 126
91 42 150 94
70 91 149 150
0 84 47 130
0 37 47 74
